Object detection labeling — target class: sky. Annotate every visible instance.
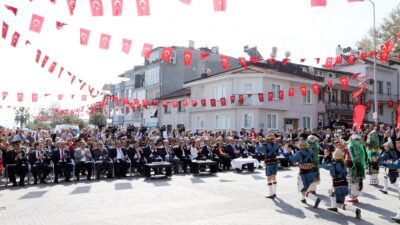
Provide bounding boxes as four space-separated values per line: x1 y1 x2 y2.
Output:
0 0 399 128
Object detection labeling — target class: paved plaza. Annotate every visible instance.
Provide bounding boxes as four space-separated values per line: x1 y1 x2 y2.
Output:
0 168 398 225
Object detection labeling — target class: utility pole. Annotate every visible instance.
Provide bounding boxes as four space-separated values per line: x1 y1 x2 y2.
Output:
369 0 378 126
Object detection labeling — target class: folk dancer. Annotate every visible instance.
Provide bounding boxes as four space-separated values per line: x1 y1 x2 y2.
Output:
379 141 399 195
322 149 361 219
366 129 380 185
306 135 321 194
287 139 321 208
264 134 280 199
346 134 366 203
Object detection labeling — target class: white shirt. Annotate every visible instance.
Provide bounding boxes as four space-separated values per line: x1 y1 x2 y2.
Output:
79 148 87 162
116 148 124 159
190 147 198 159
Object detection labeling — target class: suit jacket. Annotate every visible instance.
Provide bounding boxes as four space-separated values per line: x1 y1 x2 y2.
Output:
143 145 158 161
29 150 50 164
224 144 238 159
91 148 110 161
201 145 214 159
238 145 249 155
109 147 127 160
174 146 190 160
157 146 174 161
51 148 71 164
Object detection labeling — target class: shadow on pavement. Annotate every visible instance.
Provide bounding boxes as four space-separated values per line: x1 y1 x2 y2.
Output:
114 182 133 190
19 190 48 199
272 197 306 219
70 186 91 195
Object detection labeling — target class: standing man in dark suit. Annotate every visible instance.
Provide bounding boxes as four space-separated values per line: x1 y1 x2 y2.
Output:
4 139 28 186
52 140 73 183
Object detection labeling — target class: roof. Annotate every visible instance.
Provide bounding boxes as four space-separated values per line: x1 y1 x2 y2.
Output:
184 61 324 84
158 88 191 100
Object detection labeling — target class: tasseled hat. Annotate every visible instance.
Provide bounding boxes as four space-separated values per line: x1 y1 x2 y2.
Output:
297 139 308 149
333 150 344 160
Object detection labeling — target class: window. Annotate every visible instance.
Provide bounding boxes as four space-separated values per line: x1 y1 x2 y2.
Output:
145 67 160 86
125 88 132 98
178 101 185 113
318 89 324 102
244 113 254 129
267 114 277 129
303 90 311 104
244 84 252 94
378 103 383 115
377 81 383 94
340 91 350 105
302 116 311 129
212 86 226 99
196 115 204 129
330 89 338 104
387 82 391 96
164 104 171 114
272 84 280 100
215 113 230 129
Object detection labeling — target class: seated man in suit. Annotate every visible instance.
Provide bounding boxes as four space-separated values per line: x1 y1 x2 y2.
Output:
158 140 180 174
237 139 250 157
174 141 192 173
74 140 94 181
51 140 73 183
201 138 221 170
29 142 52 184
109 140 129 178
92 141 113 179
224 137 240 159
127 140 146 174
143 139 158 163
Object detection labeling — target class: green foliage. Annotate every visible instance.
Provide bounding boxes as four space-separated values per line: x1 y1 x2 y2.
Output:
26 120 51 131
357 3 400 54
89 113 107 131
14 108 30 128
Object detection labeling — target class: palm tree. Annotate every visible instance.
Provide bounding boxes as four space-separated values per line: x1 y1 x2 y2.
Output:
14 108 30 128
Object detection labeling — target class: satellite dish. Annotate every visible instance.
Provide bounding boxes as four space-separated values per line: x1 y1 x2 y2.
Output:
285 51 291 58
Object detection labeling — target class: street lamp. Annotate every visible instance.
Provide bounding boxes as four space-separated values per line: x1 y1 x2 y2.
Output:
369 0 378 126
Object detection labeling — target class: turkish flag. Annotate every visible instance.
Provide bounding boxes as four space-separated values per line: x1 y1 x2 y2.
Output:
353 104 366 131
48 62 57 73
81 95 87 101
201 99 207 107
192 99 197 107
279 90 284 100
369 50 377 58
41 56 49 68
250 57 261 63
267 58 276 64
171 101 178 108
214 0 226 11
267 92 273 101
5 5 18 15
300 58 306 63
58 94 64 100
288 88 295 97
183 50 193 66
2 22 8 39
112 0 123 16
32 93 38 102
325 57 333 68
17 93 24 102
352 85 366 98
311 0 326 7
360 52 367 61
2 91 8 101
151 100 158 106
379 51 389 62
162 100 168 108
300 86 307 96
384 40 395 52
210 99 216 107
387 100 393 108
235 95 244 105
257 93 264 102
136 0 150 16
67 0 76 15
142 99 148 108
220 97 226 106
230 96 235 104
29 14 45 33
162 48 173 62
80 28 91 46
312 83 320 95
180 0 191 5
122 39 132 54
182 100 188 107
141 43 153 59
340 76 349 89
351 72 361 80
347 54 356 65
35 49 42 63
56 21 67 30
335 56 342 65
99 33 111 49
90 0 104 16
327 80 333 88
200 52 211 60
239 57 247 68
10 32 20 48
221 55 229 70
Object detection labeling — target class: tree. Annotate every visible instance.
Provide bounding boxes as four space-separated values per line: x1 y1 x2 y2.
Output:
356 3 400 54
14 108 30 128
89 113 107 131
